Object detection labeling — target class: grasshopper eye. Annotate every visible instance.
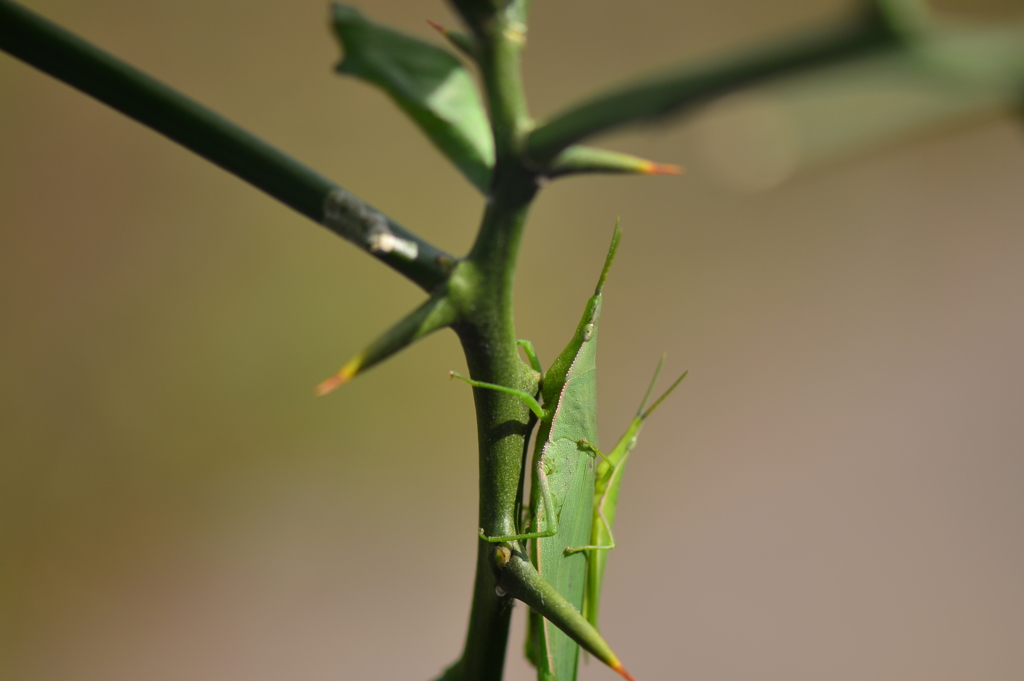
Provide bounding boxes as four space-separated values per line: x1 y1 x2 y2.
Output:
582 323 595 341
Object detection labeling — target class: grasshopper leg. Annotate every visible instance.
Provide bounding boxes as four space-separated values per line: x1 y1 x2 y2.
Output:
480 458 558 542
564 440 622 554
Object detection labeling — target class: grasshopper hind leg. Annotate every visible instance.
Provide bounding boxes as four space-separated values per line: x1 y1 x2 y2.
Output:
564 441 625 555
479 457 558 543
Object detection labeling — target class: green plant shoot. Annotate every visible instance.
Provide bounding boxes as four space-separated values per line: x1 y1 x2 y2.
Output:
452 222 634 681
569 358 687 630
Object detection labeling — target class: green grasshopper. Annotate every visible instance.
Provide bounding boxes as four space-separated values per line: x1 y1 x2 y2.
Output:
452 222 685 681
569 357 686 630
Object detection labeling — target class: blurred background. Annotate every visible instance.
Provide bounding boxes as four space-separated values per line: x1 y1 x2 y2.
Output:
2 1 1023 679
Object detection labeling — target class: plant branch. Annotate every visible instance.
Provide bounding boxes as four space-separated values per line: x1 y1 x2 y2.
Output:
435 2 543 680
525 9 902 165
0 0 452 291
446 170 538 681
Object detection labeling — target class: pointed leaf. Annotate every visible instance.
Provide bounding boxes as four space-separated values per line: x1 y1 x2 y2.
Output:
316 291 456 395
497 549 636 681
546 145 682 178
331 5 494 192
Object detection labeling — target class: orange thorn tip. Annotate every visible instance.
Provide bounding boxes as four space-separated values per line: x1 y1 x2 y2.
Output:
612 661 637 681
314 356 362 397
640 161 684 175
426 19 447 34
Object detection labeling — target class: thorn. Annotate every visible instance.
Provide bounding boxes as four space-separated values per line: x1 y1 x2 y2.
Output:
426 19 447 35
639 161 684 175
315 355 363 396
612 661 637 681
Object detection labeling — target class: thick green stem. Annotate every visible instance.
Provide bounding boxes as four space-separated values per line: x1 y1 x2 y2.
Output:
448 166 538 681
0 0 451 291
461 175 538 524
442 2 540 679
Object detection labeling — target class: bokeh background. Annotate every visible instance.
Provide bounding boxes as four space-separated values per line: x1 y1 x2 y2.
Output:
2 1 1023 679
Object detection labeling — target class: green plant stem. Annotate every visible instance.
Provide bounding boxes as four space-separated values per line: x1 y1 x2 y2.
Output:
526 9 901 164
440 2 541 679
447 168 538 681
0 0 451 291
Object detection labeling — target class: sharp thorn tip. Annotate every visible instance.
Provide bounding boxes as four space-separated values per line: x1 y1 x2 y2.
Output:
612 662 637 681
315 376 343 397
643 161 684 175
315 357 362 396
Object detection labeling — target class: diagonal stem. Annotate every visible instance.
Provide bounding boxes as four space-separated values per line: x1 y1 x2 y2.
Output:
526 9 901 165
0 0 452 291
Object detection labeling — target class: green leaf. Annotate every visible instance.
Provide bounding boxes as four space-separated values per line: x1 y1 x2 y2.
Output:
331 4 494 192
